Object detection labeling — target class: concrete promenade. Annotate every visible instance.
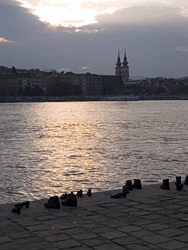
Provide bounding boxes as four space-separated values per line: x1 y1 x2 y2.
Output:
0 183 188 250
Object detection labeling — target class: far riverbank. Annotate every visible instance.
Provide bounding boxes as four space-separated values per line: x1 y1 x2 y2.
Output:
1 94 188 103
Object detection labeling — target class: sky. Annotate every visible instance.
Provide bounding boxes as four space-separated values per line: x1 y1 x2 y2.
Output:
0 0 187 78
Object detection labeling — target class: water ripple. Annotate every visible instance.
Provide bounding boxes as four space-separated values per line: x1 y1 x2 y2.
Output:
0 101 188 203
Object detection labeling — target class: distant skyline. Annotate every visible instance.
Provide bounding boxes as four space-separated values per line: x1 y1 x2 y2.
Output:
0 0 187 78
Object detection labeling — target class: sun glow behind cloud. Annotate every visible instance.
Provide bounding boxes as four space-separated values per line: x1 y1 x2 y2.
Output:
17 0 119 27
16 0 188 29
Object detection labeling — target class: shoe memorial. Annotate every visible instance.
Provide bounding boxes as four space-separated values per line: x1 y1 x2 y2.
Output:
123 186 130 195
44 196 60 209
132 179 142 189
11 206 21 214
61 193 77 207
175 176 183 191
184 175 188 185
110 193 124 198
60 192 68 200
175 176 181 185
110 189 128 198
14 201 30 208
87 188 92 197
123 180 133 191
111 185 129 199
77 190 83 197
176 183 183 191
160 179 170 190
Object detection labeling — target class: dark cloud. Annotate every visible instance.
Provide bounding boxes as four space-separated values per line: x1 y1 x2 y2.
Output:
0 1 187 77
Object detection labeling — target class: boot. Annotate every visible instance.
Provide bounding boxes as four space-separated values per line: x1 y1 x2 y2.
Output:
175 176 183 191
87 188 92 197
14 201 30 208
133 179 142 189
160 179 170 190
184 175 188 185
123 185 130 194
11 206 21 214
77 190 83 197
44 196 60 209
123 180 133 191
60 192 68 200
175 176 181 185
176 183 183 191
61 194 77 207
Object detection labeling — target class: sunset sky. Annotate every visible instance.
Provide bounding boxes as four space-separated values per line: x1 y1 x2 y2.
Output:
0 0 187 78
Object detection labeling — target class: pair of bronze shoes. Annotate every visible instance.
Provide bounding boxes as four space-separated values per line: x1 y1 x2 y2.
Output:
11 201 30 214
76 188 92 197
60 192 77 207
58 188 91 207
44 196 60 209
61 193 77 207
111 179 142 199
123 179 142 192
44 193 77 208
60 188 91 198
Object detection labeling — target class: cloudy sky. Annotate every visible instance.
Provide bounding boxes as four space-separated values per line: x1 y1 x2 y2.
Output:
0 0 187 78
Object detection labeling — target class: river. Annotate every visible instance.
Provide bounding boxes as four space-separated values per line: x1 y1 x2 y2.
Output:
0 100 188 204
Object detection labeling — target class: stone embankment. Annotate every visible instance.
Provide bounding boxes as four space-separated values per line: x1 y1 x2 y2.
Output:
0 183 188 250
1 95 188 103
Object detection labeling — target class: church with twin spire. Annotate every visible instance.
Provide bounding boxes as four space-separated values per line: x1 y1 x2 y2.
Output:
115 50 129 84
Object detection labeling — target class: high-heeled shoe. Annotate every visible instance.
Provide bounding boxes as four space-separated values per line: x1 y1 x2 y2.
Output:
11 206 21 214
14 201 30 208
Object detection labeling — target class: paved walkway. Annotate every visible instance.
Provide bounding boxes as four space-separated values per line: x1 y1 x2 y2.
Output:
0 183 188 250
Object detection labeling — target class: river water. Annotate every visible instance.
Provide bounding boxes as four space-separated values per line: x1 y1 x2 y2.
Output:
0 100 188 204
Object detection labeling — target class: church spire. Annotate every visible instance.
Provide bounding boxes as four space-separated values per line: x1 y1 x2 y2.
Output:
116 50 121 67
122 49 128 66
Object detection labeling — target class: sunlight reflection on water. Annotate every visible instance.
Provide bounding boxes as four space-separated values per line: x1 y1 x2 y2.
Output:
0 101 188 203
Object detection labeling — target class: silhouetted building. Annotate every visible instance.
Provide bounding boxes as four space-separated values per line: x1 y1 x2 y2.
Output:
46 75 75 95
47 73 102 96
115 50 129 84
17 75 47 94
0 75 17 96
102 75 124 95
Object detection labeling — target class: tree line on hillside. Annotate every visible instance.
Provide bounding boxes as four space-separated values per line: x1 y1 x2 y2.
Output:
103 81 188 96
